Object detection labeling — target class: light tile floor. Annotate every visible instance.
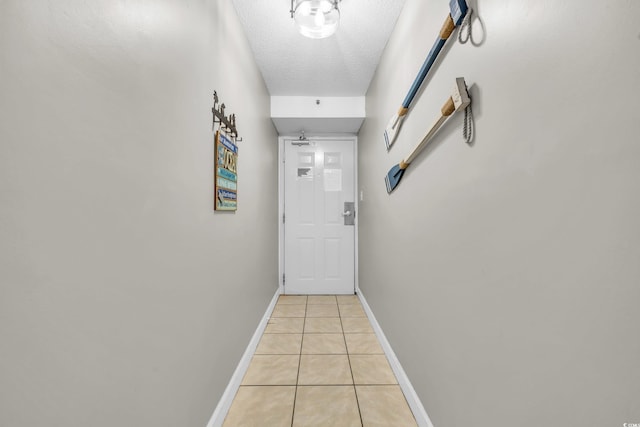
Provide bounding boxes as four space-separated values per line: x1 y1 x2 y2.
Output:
223 295 418 427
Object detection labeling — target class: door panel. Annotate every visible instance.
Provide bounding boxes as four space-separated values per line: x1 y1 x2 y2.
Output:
284 139 355 295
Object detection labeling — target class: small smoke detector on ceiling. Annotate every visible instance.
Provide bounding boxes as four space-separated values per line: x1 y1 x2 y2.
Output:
290 0 341 39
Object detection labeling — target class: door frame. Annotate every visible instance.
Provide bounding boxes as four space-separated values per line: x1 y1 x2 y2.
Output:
278 135 359 295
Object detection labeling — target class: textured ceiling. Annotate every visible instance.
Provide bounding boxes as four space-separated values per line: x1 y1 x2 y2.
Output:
231 0 407 97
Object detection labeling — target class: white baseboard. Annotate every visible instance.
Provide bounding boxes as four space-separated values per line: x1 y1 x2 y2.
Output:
206 289 280 427
357 290 435 427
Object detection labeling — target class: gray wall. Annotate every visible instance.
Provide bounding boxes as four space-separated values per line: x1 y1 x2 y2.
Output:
0 1 278 426
358 0 640 426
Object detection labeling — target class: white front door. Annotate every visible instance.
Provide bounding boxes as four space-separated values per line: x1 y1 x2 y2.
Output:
284 138 356 295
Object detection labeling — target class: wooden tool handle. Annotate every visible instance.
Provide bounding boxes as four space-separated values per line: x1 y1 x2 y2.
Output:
403 96 456 165
439 15 456 39
441 97 455 116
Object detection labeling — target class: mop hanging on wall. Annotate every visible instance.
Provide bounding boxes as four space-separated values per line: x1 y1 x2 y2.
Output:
385 77 470 194
384 0 469 151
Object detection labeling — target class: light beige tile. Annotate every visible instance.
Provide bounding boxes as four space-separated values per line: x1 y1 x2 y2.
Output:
337 295 360 305
293 386 361 427
307 295 337 305
345 334 384 354
306 304 339 318
272 304 306 318
278 295 308 305
241 355 300 385
339 304 366 317
301 334 347 354
350 355 397 385
298 355 353 385
341 317 373 333
265 317 305 334
304 317 343 334
356 385 417 427
223 386 295 427
256 334 302 355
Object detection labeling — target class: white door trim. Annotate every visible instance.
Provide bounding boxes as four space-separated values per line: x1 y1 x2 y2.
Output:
278 135 359 295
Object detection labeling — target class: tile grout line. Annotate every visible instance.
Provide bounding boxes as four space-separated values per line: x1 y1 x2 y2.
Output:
290 296 307 427
338 298 365 427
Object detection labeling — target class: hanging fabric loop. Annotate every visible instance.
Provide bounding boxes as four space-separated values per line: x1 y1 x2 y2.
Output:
458 8 476 45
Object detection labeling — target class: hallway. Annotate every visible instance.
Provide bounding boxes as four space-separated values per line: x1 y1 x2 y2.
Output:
222 295 417 426
2 1 639 426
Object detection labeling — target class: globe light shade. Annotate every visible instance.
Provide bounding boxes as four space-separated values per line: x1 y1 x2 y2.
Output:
293 0 340 39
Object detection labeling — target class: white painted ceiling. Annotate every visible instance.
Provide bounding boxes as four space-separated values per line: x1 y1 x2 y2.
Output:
231 0 407 97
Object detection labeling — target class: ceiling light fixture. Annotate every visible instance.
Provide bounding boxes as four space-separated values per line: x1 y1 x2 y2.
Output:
290 0 341 39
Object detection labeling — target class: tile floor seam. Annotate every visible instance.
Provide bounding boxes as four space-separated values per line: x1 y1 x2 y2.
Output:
300 353 347 355
236 384 296 387
290 296 307 427
339 302 365 427
283 383 366 387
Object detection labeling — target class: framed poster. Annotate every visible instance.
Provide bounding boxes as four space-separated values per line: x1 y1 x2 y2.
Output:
214 130 238 211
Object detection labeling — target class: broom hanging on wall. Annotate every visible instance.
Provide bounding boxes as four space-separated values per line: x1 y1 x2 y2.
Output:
384 0 469 151
385 77 471 194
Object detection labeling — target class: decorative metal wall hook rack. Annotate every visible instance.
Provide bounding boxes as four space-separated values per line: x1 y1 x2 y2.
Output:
211 91 242 141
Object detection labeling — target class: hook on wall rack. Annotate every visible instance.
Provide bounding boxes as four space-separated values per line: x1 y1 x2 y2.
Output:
211 91 242 141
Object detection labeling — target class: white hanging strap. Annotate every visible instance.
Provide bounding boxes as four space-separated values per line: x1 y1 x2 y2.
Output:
458 8 476 45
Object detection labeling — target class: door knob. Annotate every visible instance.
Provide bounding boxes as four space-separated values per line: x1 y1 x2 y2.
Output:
343 202 355 225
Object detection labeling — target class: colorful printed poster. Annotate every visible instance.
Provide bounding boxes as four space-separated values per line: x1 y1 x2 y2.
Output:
214 131 238 211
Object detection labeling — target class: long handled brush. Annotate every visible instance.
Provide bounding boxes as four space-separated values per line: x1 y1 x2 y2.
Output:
385 77 471 194
384 0 469 151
